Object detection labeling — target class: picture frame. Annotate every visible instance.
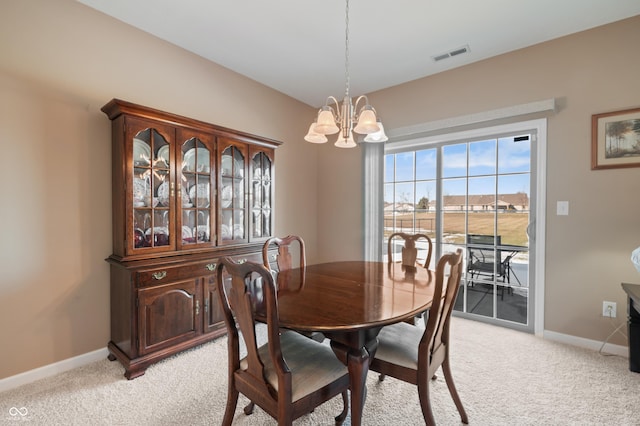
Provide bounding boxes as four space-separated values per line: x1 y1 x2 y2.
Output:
591 107 640 170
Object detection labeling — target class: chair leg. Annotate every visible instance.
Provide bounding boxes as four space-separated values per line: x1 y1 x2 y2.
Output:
222 388 239 426
243 402 255 415
335 390 349 425
378 373 386 382
442 356 469 424
417 373 436 426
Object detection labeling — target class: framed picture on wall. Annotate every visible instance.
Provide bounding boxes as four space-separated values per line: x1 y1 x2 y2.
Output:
591 107 640 170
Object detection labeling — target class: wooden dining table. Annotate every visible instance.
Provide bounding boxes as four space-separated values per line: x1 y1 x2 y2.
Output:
273 260 437 426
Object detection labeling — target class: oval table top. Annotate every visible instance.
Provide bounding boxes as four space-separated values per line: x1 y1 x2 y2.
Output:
274 260 436 333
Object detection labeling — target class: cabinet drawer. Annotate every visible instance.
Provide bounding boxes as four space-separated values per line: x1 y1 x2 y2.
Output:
137 260 219 287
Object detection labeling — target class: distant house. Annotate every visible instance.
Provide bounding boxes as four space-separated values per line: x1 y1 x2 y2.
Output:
386 192 529 213
439 193 529 212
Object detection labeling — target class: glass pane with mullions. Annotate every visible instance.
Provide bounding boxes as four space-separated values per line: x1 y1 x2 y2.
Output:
497 174 530 247
384 155 394 182
442 143 467 178
383 128 534 330
499 136 530 174
468 176 496 236
394 152 414 181
497 286 528 324
415 149 437 180
393 182 414 210
469 139 496 176
415 180 436 238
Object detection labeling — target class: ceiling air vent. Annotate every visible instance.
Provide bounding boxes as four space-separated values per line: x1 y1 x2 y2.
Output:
432 45 470 62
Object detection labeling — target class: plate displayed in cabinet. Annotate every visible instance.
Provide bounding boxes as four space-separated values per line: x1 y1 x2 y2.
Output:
233 224 244 239
133 138 151 166
221 224 231 240
183 148 210 173
221 156 243 178
157 181 170 207
221 185 232 208
195 225 210 242
157 145 169 167
189 183 210 208
134 177 150 206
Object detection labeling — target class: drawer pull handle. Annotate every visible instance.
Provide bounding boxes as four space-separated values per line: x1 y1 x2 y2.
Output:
205 263 217 271
237 258 247 264
152 271 167 280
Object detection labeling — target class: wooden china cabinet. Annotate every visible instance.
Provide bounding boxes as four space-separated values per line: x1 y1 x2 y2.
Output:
102 99 281 379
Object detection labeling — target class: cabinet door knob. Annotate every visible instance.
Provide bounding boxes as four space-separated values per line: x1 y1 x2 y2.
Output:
205 263 217 271
152 271 167 280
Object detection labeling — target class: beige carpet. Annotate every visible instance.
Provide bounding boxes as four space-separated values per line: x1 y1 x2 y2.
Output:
1 317 639 425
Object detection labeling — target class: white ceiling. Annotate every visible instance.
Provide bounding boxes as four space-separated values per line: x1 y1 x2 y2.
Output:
77 0 640 108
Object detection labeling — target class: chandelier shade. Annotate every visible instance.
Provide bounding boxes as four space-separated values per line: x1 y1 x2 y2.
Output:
314 107 340 134
335 132 357 148
304 0 386 148
363 120 388 142
304 122 329 143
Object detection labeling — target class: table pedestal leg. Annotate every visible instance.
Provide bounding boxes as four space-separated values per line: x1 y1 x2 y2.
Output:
330 338 378 426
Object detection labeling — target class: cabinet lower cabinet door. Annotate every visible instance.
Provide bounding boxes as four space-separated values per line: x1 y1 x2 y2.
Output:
138 280 200 355
204 276 225 333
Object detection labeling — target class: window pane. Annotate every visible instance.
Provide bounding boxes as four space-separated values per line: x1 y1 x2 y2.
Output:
394 182 414 210
395 152 414 181
416 180 436 238
442 177 466 244
498 174 530 247
498 136 530 173
442 143 467 178
384 154 394 182
469 139 496 176
416 148 437 180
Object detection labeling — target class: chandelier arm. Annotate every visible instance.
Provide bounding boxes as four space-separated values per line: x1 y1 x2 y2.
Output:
325 96 342 122
353 95 370 117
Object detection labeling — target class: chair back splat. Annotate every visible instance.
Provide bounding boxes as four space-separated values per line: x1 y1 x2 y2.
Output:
262 235 325 342
388 232 433 270
216 257 349 426
370 249 468 425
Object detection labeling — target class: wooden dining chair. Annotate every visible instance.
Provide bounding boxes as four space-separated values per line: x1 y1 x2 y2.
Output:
262 235 306 289
388 232 433 270
262 235 324 342
370 248 468 425
216 257 349 426
388 232 434 324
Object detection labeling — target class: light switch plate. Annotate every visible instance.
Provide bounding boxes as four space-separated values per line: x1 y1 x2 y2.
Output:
557 201 569 216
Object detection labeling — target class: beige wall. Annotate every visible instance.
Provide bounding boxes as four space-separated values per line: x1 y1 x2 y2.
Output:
1 0 638 380
317 15 640 344
0 0 319 379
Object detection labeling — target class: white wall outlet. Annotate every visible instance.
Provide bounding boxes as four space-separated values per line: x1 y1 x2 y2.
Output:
602 301 616 318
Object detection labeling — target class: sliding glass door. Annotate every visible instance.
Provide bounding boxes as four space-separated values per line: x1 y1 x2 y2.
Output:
383 127 536 331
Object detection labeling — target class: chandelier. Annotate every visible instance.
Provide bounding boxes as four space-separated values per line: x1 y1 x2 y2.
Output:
304 0 387 148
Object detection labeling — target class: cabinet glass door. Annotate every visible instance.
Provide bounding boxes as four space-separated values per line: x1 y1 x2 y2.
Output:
250 149 273 240
132 126 172 251
219 142 247 244
179 133 214 249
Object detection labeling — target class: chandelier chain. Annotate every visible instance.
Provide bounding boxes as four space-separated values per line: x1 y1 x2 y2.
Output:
344 0 350 99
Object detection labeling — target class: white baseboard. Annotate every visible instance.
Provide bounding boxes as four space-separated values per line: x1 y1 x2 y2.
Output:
544 330 628 357
0 347 109 393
